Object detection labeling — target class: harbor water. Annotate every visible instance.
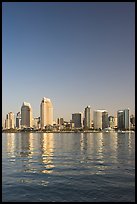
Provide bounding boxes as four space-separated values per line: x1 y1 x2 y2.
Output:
2 132 135 202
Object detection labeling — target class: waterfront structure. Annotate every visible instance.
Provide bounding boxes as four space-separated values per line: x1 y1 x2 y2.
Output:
130 114 135 127
72 113 82 128
93 110 108 130
16 112 21 129
33 117 40 129
114 115 117 128
5 112 14 129
21 102 32 128
40 97 53 129
84 106 91 129
57 118 64 126
117 109 130 130
108 116 115 128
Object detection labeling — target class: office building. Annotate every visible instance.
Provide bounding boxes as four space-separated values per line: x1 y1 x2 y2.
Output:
93 110 108 130
5 112 14 129
21 102 32 128
84 106 91 129
40 97 53 129
33 117 40 129
72 113 82 128
57 118 64 126
108 116 115 128
16 112 21 129
117 109 130 130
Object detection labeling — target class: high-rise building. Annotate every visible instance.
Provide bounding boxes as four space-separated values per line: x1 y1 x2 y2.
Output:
130 114 135 127
40 97 53 129
108 116 115 128
16 112 21 129
21 102 32 128
5 112 14 129
117 109 130 130
72 113 82 128
93 110 108 130
33 117 40 129
57 118 64 126
84 106 91 129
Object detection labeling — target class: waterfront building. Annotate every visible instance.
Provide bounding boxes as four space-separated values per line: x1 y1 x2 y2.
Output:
16 112 21 129
72 113 82 128
93 110 108 130
40 97 53 129
130 114 135 127
108 116 115 128
5 112 14 129
114 115 117 128
33 117 40 129
57 118 64 126
117 109 130 130
84 106 91 129
21 102 32 128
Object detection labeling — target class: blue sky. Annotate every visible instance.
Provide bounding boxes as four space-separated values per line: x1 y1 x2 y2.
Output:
2 2 135 122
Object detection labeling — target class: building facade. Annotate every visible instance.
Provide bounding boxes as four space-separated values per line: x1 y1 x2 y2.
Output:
72 113 82 128
16 112 21 129
93 110 108 130
40 97 53 129
21 102 32 128
84 106 91 129
117 109 130 130
5 112 14 129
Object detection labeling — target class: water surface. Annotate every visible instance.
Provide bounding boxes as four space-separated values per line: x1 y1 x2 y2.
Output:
2 132 135 202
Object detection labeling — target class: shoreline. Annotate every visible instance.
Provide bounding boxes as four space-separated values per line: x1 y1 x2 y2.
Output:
2 130 135 133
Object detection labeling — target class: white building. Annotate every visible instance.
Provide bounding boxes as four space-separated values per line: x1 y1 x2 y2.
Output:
21 102 32 128
93 110 108 130
40 97 53 129
5 112 14 129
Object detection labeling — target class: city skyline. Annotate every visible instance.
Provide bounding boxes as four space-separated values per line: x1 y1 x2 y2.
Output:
2 2 135 122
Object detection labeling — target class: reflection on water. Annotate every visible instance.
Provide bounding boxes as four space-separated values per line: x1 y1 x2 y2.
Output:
41 133 54 174
3 132 135 202
5 132 135 171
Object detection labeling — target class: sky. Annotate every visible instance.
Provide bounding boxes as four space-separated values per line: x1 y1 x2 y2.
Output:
2 2 135 122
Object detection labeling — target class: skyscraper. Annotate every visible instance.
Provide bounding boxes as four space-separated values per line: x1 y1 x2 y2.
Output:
21 102 32 128
117 109 130 130
5 112 14 129
72 113 82 128
16 112 21 129
84 106 91 129
93 110 108 130
40 97 53 129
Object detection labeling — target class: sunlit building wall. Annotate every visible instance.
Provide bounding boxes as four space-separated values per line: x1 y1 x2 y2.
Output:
40 97 53 129
93 110 102 130
21 102 32 128
93 110 108 130
5 112 14 129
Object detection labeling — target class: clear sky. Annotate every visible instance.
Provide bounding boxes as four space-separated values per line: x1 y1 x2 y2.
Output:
2 2 135 122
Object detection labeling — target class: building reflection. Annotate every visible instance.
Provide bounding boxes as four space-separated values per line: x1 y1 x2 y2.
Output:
40 133 55 174
6 133 16 157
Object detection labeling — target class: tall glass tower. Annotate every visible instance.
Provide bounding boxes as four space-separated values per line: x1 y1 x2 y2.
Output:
84 106 91 129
